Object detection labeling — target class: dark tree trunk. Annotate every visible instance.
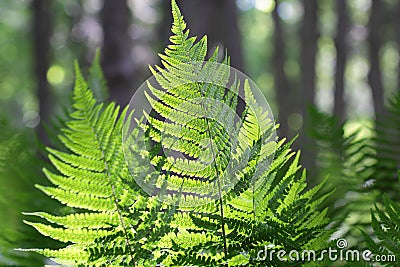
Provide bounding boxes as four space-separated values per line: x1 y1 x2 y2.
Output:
158 0 171 49
100 0 134 106
32 0 52 145
333 0 349 122
272 0 292 139
367 0 385 116
396 1 400 92
299 0 318 171
175 0 244 71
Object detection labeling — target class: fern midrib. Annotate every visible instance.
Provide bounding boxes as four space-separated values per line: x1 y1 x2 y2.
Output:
85 107 136 266
194 80 229 263
165 2 229 261
251 115 261 220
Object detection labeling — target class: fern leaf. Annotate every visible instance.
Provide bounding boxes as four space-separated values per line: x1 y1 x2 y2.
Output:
22 62 140 265
23 1 333 266
363 188 400 265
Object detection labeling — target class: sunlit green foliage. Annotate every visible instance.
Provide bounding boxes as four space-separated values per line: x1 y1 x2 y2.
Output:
21 1 333 266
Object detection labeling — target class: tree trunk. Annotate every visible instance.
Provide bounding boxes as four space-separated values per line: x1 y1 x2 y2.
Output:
32 0 52 145
299 0 318 171
100 0 134 106
272 0 292 139
333 0 349 122
367 0 385 116
175 0 244 71
396 1 400 92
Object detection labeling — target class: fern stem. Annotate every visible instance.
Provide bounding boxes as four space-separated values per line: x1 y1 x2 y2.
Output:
172 6 229 259
91 119 136 266
197 86 229 264
110 183 136 266
253 184 256 220
216 170 229 262
104 160 136 266
205 118 229 262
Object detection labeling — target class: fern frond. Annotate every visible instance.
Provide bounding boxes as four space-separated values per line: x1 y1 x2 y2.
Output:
370 94 400 199
22 62 142 266
309 106 376 243
363 178 400 265
23 1 333 266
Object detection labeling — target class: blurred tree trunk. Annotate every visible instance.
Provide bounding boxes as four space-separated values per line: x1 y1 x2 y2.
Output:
299 0 318 171
272 0 291 139
100 0 134 106
396 1 400 91
333 0 349 122
175 0 244 71
158 0 172 49
367 0 385 116
33 0 52 145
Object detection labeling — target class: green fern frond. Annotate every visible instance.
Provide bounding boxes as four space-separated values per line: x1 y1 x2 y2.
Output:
370 94 400 199
0 117 58 266
362 175 400 265
21 62 141 266
309 106 376 243
23 1 333 266
165 140 333 266
89 49 108 101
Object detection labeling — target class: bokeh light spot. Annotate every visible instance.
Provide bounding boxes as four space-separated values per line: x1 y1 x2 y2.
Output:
47 65 65 86
277 1 303 23
288 113 303 131
236 0 254 11
255 0 275 13
23 111 40 128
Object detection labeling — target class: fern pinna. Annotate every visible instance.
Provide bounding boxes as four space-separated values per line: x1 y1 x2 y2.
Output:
362 173 400 266
369 93 400 200
22 0 333 266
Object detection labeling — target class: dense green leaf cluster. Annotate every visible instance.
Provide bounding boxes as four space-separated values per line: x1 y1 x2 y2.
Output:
309 86 400 265
308 107 375 243
310 88 400 258
363 180 400 266
0 118 61 266
370 95 400 199
22 1 335 266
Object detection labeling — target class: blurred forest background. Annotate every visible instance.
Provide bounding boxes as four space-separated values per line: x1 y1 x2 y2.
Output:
1 0 400 265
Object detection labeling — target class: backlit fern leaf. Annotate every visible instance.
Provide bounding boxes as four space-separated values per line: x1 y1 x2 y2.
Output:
20 63 140 266
127 0 238 207
143 2 332 265
165 139 333 266
22 1 333 266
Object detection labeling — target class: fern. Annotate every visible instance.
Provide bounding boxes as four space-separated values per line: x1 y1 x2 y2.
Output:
165 140 333 266
308 107 377 244
369 94 400 200
20 61 166 266
362 174 400 265
89 49 108 102
0 116 60 266
22 1 333 266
